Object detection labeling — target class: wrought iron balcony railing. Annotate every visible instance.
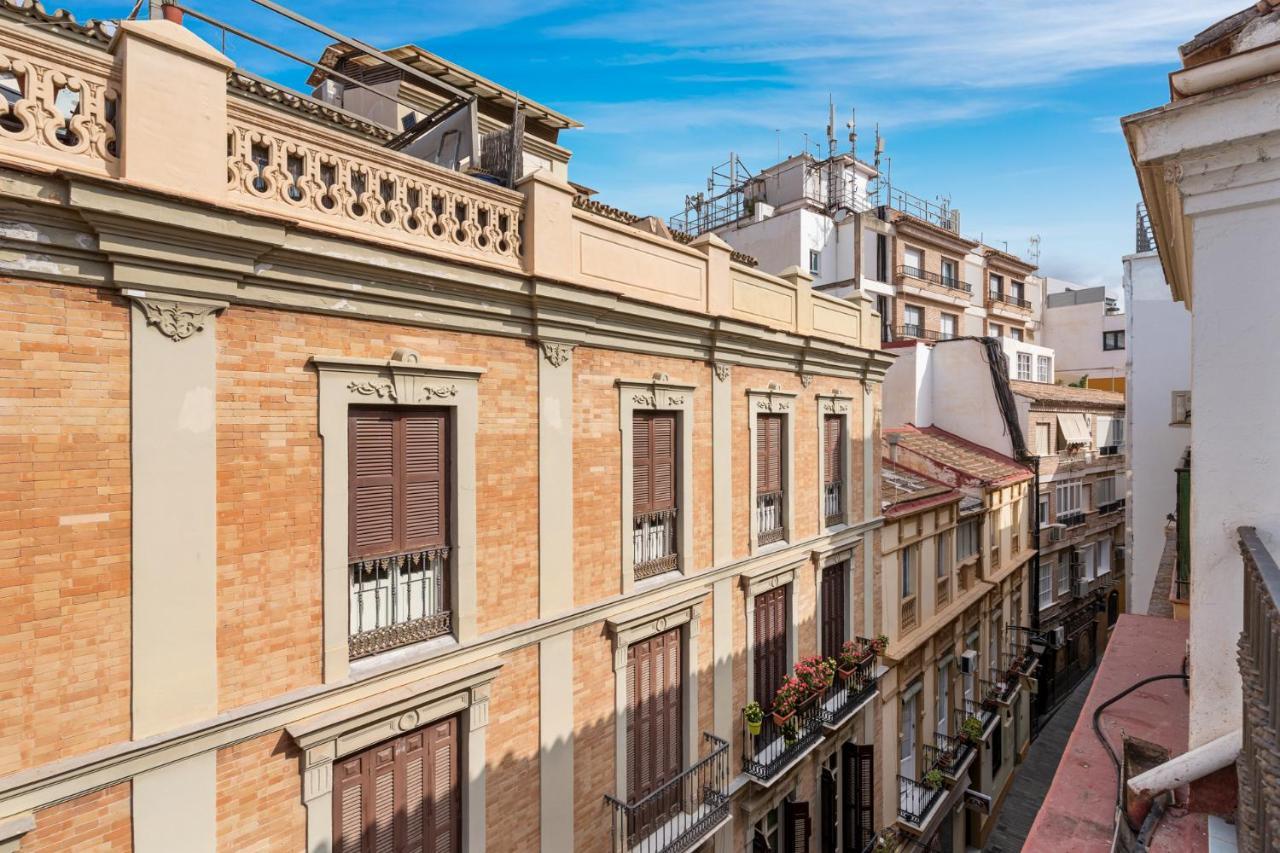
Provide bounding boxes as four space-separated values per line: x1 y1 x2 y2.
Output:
931 731 975 780
348 546 451 659
892 325 940 342
894 264 973 293
634 508 679 580
757 490 785 545
955 698 997 737
824 481 845 527
1057 511 1086 528
819 652 879 728
605 733 729 853
1239 526 1280 853
983 670 1019 706
988 291 1033 310
862 827 942 853
742 699 825 782
897 774 945 828
1097 498 1126 515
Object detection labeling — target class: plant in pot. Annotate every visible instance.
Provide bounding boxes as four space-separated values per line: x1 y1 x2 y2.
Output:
874 829 902 853
781 718 799 745
795 655 836 697
935 750 954 771
837 640 861 680
960 715 983 743
870 634 890 656
771 677 809 726
744 701 764 736
923 768 945 791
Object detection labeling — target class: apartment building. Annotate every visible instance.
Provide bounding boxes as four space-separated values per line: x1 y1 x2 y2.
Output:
1029 7 1280 850
1041 285 1127 392
1012 381 1126 716
874 428 1036 852
670 141 1047 348
0 7 897 853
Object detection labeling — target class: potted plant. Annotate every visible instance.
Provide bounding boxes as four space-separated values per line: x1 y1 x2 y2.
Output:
771 677 809 726
781 718 799 745
874 829 902 853
960 715 983 743
935 750 954 771
795 655 836 696
744 701 764 736
870 634 890 656
923 768 945 790
837 640 862 679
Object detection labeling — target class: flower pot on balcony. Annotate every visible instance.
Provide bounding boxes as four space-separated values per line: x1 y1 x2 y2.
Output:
747 718 762 736
771 708 795 728
837 664 857 681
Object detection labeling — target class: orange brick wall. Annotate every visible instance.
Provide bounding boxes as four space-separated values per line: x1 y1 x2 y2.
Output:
572 624 615 853
0 281 131 775
487 643 540 853
215 731 305 852
214 306 540 710
25 782 131 852
571 350 713 608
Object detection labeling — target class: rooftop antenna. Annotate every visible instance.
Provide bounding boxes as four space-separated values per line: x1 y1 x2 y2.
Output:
803 132 810 159
1028 234 1042 265
826 94 837 159
847 108 857 161
874 124 884 171
775 129 781 163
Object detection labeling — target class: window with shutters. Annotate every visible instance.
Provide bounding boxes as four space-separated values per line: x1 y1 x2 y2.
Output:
632 411 679 580
935 530 952 609
822 414 845 527
756 413 786 545
900 545 918 632
820 561 847 660
753 585 789 709
348 407 452 659
626 629 683 835
332 716 460 853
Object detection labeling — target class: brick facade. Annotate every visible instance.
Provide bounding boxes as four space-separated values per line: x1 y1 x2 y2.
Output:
24 783 131 853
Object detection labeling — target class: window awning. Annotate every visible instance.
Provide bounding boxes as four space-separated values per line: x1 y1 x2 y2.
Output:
1057 413 1092 445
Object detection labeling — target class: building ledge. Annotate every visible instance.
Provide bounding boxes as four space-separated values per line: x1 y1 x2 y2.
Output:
1025 614 1199 853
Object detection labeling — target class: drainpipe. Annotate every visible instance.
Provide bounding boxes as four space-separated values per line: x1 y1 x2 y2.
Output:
1126 728 1242 797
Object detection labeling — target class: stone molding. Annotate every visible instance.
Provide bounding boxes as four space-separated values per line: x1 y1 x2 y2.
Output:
713 362 731 382
538 340 574 368
606 589 707 673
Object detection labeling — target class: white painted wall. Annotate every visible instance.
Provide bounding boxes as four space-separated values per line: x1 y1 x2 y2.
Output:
1043 288 1125 383
1000 338 1055 382
1123 250 1189 616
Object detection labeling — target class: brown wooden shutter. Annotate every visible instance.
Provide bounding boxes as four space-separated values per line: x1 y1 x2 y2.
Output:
333 753 366 853
854 744 875 848
349 410 397 559
783 800 811 853
634 412 677 515
402 410 447 549
427 718 459 853
824 415 843 485
757 414 783 493
627 628 682 806
633 413 652 514
754 586 787 710
821 561 846 660
401 730 427 852
368 741 397 853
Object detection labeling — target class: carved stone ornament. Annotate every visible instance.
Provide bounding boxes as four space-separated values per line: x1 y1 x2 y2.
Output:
633 393 658 407
821 397 850 415
713 362 731 382
540 341 574 368
800 373 814 388
348 379 396 400
756 395 792 413
137 298 220 342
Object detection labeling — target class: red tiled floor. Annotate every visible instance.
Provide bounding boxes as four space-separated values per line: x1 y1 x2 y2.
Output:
1025 614 1199 853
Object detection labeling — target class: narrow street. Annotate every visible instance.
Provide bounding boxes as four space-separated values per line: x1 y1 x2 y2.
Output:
983 673 1097 852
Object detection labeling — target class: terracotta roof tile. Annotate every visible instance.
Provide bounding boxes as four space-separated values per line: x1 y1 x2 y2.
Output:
885 426 1031 487
1009 380 1125 407
880 466 958 515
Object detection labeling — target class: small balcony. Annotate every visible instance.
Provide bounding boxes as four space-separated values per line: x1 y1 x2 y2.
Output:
861 827 942 853
824 480 845 527
897 774 946 832
757 490 786 545
892 325 942 342
819 651 880 730
605 733 730 853
634 508 679 580
894 264 972 293
982 669 1019 707
742 698 824 784
348 546 451 659
924 731 975 785
986 291 1033 311
956 698 999 741
1057 511 1086 529
1096 497 1126 516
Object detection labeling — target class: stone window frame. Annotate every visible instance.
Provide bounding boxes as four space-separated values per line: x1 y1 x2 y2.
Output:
816 392 855 530
617 374 697 595
740 560 804 705
748 386 798 553
606 590 705 800
311 348 483 683
287 660 501 853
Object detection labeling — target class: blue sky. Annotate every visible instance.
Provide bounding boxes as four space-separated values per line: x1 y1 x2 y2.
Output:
79 0 1241 287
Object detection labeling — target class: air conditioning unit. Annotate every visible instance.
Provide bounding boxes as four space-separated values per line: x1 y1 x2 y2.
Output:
960 650 979 675
1048 524 1065 543
1074 577 1091 598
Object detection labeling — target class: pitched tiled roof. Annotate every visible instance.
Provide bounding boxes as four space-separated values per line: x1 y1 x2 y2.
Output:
885 426 1031 487
1009 380 1124 407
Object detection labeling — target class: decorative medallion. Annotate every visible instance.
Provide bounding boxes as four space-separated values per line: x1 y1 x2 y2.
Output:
800 373 814 388
713 362 731 382
417 384 458 400
540 341 574 368
348 379 396 400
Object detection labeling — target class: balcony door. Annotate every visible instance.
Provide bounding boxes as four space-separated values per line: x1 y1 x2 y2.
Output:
820 561 846 660
628 628 683 812
754 586 788 710
900 688 919 781
843 743 874 852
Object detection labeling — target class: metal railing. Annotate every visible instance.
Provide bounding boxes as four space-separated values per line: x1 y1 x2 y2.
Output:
819 652 879 725
1136 202 1156 253
983 671 1018 706
1057 511 1086 528
862 828 942 853
348 546 451 659
988 291 1032 310
932 731 974 778
1175 450 1191 601
1097 498 1126 515
953 700 993 738
1238 527 1280 853
892 325 940 342
634 508 679 580
824 481 844 527
895 264 972 293
757 490 785 545
897 774 944 826
605 733 729 853
742 699 825 781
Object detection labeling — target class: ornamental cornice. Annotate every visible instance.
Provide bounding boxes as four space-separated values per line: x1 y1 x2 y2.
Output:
617 372 697 410
311 349 483 405
747 382 798 413
125 292 227 341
